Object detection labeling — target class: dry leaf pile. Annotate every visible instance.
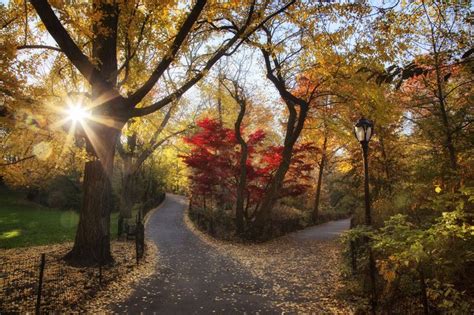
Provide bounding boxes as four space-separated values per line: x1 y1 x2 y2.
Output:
185 213 354 314
0 240 157 313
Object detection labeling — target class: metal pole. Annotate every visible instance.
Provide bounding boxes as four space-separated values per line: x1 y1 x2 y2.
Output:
35 253 46 315
362 141 371 226
362 141 377 314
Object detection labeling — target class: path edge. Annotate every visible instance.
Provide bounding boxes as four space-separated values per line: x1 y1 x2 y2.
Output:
143 193 167 226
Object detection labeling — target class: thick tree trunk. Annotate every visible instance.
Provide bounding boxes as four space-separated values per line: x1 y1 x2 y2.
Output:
64 0 121 266
312 135 327 222
253 144 293 235
65 124 121 266
252 101 308 238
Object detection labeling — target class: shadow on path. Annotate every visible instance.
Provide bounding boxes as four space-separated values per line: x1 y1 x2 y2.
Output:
113 194 277 314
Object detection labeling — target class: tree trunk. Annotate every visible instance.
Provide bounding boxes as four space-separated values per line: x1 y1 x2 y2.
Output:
65 124 121 266
253 144 293 236
312 134 327 222
419 268 429 315
427 5 457 171
252 101 308 238
234 100 247 235
434 58 457 171
120 157 134 219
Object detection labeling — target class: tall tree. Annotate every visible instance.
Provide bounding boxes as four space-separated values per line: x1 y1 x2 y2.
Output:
27 0 295 265
221 78 249 234
116 103 188 219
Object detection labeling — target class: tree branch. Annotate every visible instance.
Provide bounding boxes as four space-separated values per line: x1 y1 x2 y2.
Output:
129 1 295 118
127 0 207 106
29 0 111 89
0 155 35 167
17 44 62 52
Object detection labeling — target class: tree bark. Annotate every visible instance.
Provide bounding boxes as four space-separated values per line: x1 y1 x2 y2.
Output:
253 146 293 232
434 54 458 171
312 134 327 222
252 41 311 238
222 78 249 234
378 132 393 193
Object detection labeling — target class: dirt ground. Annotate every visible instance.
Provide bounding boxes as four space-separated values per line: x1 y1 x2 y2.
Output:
0 240 157 313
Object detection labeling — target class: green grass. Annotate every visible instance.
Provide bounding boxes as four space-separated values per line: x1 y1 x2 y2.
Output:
0 190 119 249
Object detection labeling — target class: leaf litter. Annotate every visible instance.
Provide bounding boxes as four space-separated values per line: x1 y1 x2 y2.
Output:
184 212 355 314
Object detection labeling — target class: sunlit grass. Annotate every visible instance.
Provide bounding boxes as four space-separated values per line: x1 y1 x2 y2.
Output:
0 190 118 249
0 229 21 239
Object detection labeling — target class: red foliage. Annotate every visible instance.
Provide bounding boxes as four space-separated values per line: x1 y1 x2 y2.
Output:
181 118 315 209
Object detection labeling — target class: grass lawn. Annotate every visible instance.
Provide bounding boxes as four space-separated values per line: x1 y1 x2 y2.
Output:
0 189 119 249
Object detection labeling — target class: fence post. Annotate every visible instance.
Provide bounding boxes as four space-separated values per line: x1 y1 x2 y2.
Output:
118 216 124 239
135 213 145 265
35 253 46 315
99 265 102 287
350 240 357 274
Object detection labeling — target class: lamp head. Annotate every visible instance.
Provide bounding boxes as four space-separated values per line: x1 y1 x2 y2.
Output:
354 117 374 143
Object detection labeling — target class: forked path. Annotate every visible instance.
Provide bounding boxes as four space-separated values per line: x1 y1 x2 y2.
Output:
113 194 350 314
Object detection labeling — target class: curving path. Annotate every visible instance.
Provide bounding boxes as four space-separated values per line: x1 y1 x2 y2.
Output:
289 217 351 241
113 194 350 314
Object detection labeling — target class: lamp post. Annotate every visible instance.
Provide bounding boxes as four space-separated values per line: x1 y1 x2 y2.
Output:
354 117 377 314
354 118 374 225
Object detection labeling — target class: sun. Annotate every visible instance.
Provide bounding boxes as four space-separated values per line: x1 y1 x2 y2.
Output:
67 104 90 123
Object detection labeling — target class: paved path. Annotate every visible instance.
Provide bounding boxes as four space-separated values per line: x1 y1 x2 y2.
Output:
113 194 275 314
113 195 350 314
289 218 351 241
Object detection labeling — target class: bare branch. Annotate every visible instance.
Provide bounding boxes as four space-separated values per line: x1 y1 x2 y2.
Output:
29 0 112 89
17 44 62 52
0 155 35 167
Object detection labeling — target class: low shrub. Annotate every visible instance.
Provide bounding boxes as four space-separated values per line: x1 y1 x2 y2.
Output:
342 187 474 314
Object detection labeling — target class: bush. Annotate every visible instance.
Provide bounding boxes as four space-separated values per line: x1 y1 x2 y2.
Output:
32 175 82 210
343 187 474 314
47 190 69 209
188 206 235 240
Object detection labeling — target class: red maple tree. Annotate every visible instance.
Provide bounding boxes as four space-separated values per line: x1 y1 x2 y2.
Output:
181 118 315 211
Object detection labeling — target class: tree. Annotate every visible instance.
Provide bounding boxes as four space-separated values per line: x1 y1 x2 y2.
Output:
250 32 312 236
182 117 315 235
25 0 295 265
221 78 248 234
116 102 188 219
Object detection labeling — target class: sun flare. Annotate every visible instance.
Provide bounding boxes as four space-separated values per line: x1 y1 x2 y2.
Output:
67 105 90 123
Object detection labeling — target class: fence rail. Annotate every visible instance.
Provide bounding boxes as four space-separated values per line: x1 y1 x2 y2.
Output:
1 230 146 313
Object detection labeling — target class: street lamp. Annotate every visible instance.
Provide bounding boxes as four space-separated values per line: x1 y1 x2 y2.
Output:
354 118 374 226
354 117 377 314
